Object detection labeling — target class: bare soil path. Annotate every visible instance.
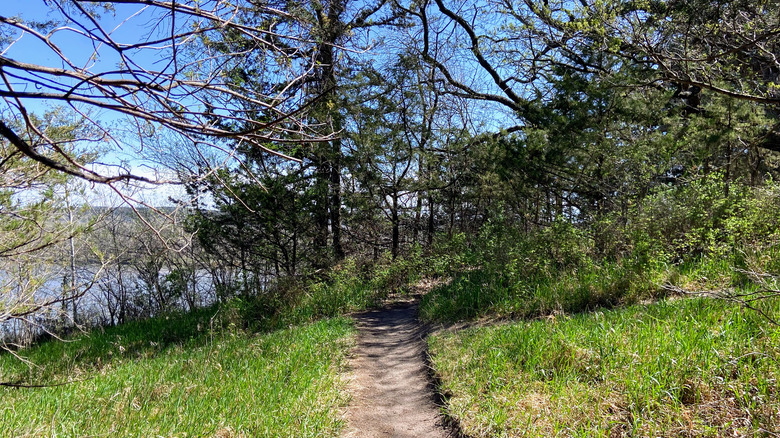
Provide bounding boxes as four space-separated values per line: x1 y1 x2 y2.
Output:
343 300 453 438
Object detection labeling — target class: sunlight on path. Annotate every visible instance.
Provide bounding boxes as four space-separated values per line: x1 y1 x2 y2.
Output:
343 302 451 438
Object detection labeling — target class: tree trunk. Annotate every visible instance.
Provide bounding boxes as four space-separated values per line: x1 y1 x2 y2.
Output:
310 0 348 265
413 192 422 245
313 159 330 267
392 191 400 260
66 196 78 325
330 138 344 260
427 192 435 247
724 100 732 198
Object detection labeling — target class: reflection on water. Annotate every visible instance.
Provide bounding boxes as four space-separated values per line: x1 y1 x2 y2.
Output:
1 266 220 346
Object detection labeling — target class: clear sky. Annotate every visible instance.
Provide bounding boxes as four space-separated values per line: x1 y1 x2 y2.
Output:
1 1 160 71
1 1 187 206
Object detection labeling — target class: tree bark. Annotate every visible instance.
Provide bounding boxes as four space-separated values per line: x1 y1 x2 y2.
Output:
392 191 400 260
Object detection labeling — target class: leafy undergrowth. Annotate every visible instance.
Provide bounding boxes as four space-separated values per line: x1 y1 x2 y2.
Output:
419 242 780 325
428 297 780 437
268 252 429 325
0 308 354 437
419 260 665 323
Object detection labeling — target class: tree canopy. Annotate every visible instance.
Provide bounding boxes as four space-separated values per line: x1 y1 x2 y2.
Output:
1 0 779 340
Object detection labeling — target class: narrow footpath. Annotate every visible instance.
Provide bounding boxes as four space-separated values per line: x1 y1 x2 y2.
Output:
342 301 452 438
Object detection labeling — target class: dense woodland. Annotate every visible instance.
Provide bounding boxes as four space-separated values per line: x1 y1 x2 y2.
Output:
1 0 779 338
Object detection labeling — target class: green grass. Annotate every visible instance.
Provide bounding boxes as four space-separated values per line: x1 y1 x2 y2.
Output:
0 255 420 437
428 297 780 437
0 306 355 437
264 254 426 325
419 259 667 323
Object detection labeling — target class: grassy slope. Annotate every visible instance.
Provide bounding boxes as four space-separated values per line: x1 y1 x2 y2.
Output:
0 306 354 437
0 256 414 437
427 295 780 437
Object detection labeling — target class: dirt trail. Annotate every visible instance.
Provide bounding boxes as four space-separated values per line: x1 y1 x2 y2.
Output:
342 301 452 438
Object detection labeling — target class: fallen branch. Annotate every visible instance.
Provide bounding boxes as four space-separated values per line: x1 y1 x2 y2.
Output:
661 282 779 326
0 378 89 389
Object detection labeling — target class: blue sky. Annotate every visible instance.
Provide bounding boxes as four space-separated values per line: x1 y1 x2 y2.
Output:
1 1 157 70
0 0 518 206
0 0 165 126
1 1 188 206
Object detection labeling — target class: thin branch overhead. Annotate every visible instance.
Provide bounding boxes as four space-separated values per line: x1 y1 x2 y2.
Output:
0 0 331 187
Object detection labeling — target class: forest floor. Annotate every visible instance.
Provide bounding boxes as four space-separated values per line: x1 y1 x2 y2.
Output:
342 298 454 438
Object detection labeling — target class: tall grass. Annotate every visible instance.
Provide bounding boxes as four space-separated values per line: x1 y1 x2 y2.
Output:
0 251 431 437
429 297 780 437
419 258 667 323
264 251 430 325
420 194 780 436
420 236 780 325
0 306 354 437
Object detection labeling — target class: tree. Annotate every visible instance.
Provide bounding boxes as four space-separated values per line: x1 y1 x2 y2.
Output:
345 52 449 258
0 0 337 344
275 0 401 263
89 208 136 326
189 163 316 283
0 0 327 190
184 0 402 268
415 0 779 134
409 0 779 235
0 109 103 344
